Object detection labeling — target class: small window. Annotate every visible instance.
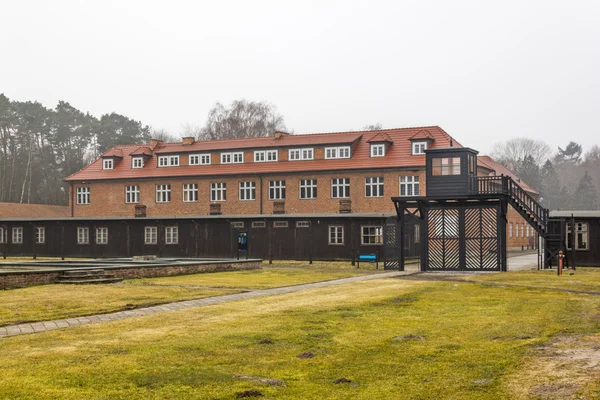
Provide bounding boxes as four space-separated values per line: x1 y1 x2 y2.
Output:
399 176 420 196
77 187 90 204
432 157 461 176
156 184 171 203
325 146 351 159
144 226 157 245
96 227 108 244
36 227 45 244
0 227 5 243
361 226 383 245
239 182 256 201
412 141 428 155
331 178 350 198
132 157 144 168
103 159 114 170
273 221 288 228
509 223 513 238
567 222 589 250
370 144 385 157
125 185 140 204
365 177 384 197
299 179 317 199
183 183 199 202
296 221 310 228
158 155 179 167
231 221 245 229
77 227 89 244
289 148 314 161
254 150 278 162
211 182 227 202
269 180 286 200
414 224 420 244
252 221 266 228
189 153 211 165
165 226 178 244
329 226 344 245
12 227 23 244
221 152 244 164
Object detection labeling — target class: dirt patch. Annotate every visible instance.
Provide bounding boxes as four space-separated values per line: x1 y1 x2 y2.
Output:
257 338 274 345
233 374 286 388
297 351 315 359
392 334 425 341
333 377 352 384
236 390 263 398
506 334 600 399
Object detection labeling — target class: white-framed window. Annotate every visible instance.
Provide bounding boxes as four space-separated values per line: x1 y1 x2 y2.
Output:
526 225 530 238
299 179 317 199
365 177 384 197
211 182 227 202
325 146 351 159
125 185 140 204
254 150 278 162
132 157 144 168
515 222 519 237
239 181 256 200
296 221 310 228
509 223 513 238
158 155 180 167
156 184 171 203
183 183 198 202
103 159 114 170
269 180 286 200
289 148 314 161
77 187 90 205
370 144 385 157
77 227 89 244
12 227 23 244
399 176 420 196
252 221 266 228
361 226 383 245
331 178 350 198
0 227 5 243
144 226 157 245
36 227 45 244
96 227 108 244
189 153 211 165
521 224 524 238
412 141 428 155
231 221 245 229
165 226 178 244
567 222 589 250
221 152 244 164
432 157 461 176
273 221 288 228
329 226 344 245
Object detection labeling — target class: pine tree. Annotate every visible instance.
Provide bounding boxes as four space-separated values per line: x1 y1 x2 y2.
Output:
573 171 599 210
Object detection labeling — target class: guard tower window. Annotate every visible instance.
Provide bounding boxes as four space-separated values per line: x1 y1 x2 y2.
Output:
432 157 461 176
567 222 589 250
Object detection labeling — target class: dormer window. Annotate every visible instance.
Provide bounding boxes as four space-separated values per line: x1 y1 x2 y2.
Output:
132 157 144 168
221 152 244 164
370 144 386 157
103 159 114 170
189 154 211 165
325 146 351 159
289 148 314 161
158 155 179 167
412 141 428 155
254 150 278 162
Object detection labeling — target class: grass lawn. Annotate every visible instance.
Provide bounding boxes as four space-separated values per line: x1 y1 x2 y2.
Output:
0 273 598 399
465 267 600 293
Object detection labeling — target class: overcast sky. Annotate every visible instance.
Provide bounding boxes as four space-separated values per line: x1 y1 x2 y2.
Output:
2 0 599 155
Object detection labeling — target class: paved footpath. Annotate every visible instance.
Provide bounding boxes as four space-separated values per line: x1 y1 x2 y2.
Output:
0 271 412 339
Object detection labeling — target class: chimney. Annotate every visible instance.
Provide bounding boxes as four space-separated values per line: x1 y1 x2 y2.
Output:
149 139 164 149
182 137 195 146
274 131 290 139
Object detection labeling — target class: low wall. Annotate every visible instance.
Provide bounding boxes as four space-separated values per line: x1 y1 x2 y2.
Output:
0 259 262 290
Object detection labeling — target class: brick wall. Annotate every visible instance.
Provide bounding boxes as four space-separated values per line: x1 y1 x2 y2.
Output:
506 206 538 250
70 169 427 217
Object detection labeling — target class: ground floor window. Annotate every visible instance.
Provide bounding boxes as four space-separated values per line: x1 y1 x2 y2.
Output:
12 227 23 244
414 223 420 243
0 227 5 243
165 226 178 244
145 226 157 244
251 221 266 228
36 227 45 244
96 227 108 244
77 227 89 244
509 223 513 238
329 226 344 245
567 222 589 250
361 226 383 245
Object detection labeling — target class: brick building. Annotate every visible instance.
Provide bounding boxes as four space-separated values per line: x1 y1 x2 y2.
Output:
0 126 538 260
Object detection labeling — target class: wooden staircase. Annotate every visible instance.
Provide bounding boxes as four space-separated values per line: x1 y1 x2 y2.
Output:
56 269 123 284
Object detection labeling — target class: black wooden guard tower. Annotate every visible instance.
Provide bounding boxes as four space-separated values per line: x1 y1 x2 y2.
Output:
390 147 549 272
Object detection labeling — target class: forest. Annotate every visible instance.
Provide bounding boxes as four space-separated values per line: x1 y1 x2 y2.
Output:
0 94 598 210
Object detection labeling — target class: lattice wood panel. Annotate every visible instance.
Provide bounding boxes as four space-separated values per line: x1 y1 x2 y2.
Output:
427 208 460 270
384 223 402 270
464 207 499 270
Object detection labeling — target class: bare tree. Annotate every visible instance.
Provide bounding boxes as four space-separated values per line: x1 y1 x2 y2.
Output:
491 138 553 170
362 123 383 131
197 100 287 141
150 128 179 143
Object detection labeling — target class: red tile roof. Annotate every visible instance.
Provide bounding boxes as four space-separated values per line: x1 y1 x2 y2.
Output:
65 126 461 182
367 132 394 143
409 129 435 140
129 146 153 156
478 156 538 195
0 203 70 219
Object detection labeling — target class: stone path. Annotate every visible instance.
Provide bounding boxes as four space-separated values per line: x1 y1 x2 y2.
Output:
0 270 412 339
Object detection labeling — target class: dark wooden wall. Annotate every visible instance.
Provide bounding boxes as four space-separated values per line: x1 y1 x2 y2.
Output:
547 217 600 267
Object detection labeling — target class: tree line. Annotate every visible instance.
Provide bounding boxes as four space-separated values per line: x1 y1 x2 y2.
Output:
492 138 600 210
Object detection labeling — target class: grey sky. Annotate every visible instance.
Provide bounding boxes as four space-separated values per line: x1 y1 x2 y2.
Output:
2 0 599 155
